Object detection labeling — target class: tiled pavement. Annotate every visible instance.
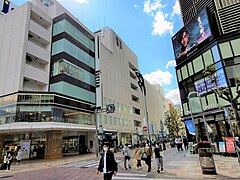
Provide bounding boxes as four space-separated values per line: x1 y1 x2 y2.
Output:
0 145 239 179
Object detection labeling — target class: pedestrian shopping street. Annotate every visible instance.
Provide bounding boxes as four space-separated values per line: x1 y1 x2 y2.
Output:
0 144 239 179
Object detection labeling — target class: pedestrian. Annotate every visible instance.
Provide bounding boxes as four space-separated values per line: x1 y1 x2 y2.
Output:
122 143 131 170
133 144 142 170
154 143 163 173
16 149 22 164
183 136 189 150
175 136 183 151
7 152 13 171
0 153 8 170
143 143 152 172
97 142 118 180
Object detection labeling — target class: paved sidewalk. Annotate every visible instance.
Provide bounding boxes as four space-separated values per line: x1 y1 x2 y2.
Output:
0 147 239 179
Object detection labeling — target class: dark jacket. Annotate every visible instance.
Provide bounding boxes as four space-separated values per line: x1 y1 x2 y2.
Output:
97 150 118 173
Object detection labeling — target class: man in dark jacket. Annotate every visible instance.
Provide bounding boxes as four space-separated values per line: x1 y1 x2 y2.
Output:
97 142 118 180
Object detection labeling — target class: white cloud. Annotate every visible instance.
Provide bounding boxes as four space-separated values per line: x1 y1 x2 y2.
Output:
143 0 164 15
152 11 174 36
165 88 181 105
165 60 176 69
58 0 89 4
143 69 173 86
172 0 181 16
134 4 139 9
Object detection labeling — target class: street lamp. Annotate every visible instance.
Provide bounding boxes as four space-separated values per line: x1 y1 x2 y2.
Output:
134 69 152 147
188 91 210 143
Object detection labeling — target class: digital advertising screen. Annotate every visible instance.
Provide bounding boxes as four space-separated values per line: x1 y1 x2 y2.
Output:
172 9 212 64
194 69 228 95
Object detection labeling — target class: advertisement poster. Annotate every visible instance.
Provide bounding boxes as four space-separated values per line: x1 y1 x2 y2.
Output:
21 140 31 159
226 137 236 153
219 141 226 153
184 119 196 135
172 8 212 63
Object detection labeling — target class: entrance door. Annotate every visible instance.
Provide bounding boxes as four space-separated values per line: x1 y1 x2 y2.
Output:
79 135 85 154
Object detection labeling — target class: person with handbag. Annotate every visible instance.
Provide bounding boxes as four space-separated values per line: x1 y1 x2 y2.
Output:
143 143 152 172
133 144 142 170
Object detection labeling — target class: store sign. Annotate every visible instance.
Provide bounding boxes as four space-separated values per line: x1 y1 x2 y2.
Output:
219 141 226 153
203 104 219 111
184 119 196 135
226 137 236 153
21 140 31 159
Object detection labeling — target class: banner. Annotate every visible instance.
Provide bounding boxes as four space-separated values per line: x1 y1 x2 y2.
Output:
184 119 196 135
226 137 236 153
219 141 226 153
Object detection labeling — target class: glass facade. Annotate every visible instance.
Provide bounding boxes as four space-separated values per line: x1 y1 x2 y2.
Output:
0 93 94 125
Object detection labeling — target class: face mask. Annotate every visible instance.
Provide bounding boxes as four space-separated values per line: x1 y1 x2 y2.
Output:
103 147 108 152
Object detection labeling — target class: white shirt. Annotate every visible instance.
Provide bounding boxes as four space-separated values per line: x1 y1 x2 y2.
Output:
103 152 107 173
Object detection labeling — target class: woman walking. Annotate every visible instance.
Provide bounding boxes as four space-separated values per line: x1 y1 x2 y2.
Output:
7 152 13 171
133 144 142 170
143 143 152 172
16 149 22 164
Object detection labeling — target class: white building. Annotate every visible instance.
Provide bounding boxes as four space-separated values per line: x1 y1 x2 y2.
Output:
0 0 96 159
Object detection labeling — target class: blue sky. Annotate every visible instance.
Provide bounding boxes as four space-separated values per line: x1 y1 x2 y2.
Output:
12 0 183 104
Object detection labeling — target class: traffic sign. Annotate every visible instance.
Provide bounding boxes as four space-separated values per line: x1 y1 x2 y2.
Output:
142 126 148 132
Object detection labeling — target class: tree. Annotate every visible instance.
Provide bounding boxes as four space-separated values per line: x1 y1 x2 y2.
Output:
165 107 184 137
203 64 240 128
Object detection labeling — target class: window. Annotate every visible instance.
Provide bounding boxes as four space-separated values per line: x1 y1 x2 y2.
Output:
207 94 217 106
122 118 124 126
104 115 108 124
203 50 214 67
118 118 121 125
109 116 112 125
116 37 119 46
177 69 182 82
211 45 221 62
230 39 240 56
98 114 102 124
120 41 122 49
188 63 193 76
219 42 233 59
114 117 117 125
193 56 204 73
183 103 189 116
181 65 188 80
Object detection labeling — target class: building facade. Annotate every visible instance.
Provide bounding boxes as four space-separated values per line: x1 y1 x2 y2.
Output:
0 0 96 160
175 1 240 143
94 28 169 146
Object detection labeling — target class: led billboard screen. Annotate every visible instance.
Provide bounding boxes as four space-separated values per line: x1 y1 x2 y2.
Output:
194 69 228 95
172 9 212 63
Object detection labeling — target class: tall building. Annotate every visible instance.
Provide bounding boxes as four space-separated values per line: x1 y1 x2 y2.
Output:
0 0 96 159
179 0 240 35
174 0 240 142
94 28 169 145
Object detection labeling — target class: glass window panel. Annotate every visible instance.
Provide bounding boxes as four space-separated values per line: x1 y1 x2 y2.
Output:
52 39 95 68
98 114 102 124
109 116 112 125
211 45 221 62
230 38 240 56
177 69 182 82
50 82 95 103
122 118 124 126
201 96 207 109
104 115 108 124
183 103 189 116
218 97 230 106
203 50 214 67
207 94 217 105
181 65 188 80
53 19 95 52
114 117 117 125
219 42 233 59
188 63 193 76
193 56 204 73
118 118 121 125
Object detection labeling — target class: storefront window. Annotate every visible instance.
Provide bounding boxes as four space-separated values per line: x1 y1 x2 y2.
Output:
206 93 217 106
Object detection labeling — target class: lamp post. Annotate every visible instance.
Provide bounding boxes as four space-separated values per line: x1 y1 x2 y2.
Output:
134 69 152 147
188 91 210 143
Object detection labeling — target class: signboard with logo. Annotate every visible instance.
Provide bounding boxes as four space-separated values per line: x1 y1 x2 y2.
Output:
184 119 196 135
226 137 236 153
0 0 17 15
142 126 148 132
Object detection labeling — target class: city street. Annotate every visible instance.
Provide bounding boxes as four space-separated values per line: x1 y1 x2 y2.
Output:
0 145 239 180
